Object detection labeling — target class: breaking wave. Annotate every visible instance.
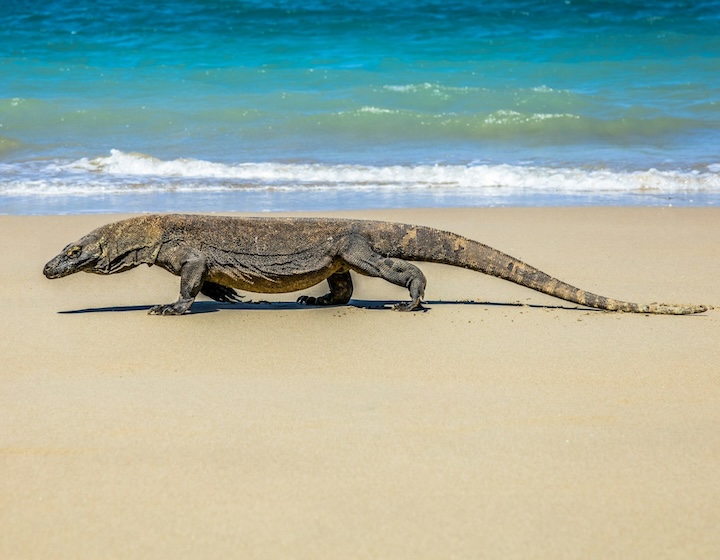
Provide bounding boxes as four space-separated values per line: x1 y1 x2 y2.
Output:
31 149 720 194
2 150 720 214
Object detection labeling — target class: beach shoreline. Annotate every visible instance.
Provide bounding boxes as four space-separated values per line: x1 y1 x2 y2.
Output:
2 206 719 559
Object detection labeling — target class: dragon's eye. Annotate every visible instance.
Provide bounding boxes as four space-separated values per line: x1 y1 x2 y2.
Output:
66 246 82 258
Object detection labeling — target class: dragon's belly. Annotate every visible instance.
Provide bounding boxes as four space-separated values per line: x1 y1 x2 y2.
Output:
206 259 345 294
202 230 350 294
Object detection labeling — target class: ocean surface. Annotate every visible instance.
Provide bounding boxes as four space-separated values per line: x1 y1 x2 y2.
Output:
1 0 719 214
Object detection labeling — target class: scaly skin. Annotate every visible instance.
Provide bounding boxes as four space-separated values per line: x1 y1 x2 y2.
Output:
43 214 709 315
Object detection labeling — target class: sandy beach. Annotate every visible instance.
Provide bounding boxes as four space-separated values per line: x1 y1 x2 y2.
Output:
1 206 719 559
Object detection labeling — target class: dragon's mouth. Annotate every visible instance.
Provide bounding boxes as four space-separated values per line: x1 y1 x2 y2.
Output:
43 252 99 279
43 258 73 279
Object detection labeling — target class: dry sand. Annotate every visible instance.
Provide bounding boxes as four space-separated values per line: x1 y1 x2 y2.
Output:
1 207 719 559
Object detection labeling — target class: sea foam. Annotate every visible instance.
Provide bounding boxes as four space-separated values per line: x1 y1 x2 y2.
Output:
3 150 720 214
54 150 720 194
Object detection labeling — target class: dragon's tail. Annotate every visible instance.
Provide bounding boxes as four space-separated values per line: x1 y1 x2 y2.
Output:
374 223 708 315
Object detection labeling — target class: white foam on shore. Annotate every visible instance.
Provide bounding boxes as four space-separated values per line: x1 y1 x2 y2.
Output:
2 149 720 197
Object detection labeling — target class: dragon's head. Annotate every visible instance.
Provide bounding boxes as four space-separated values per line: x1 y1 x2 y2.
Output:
44 216 165 279
43 232 104 278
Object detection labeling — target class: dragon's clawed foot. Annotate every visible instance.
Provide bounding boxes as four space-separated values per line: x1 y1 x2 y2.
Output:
297 295 320 306
148 301 192 315
392 301 427 312
201 282 243 303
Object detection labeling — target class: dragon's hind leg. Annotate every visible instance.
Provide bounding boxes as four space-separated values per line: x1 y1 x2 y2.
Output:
298 271 353 307
340 237 426 311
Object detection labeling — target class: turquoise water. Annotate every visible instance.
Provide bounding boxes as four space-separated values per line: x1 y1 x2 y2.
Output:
1 0 719 213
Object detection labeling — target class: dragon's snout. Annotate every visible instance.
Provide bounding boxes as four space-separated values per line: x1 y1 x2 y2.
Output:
43 255 72 279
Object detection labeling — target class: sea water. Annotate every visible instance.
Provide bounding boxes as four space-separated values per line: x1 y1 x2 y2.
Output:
1 0 719 214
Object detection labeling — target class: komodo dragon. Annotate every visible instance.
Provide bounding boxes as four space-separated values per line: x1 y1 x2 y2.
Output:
43 214 708 316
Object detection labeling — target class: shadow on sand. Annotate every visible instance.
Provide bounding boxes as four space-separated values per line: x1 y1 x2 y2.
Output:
58 299 594 315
